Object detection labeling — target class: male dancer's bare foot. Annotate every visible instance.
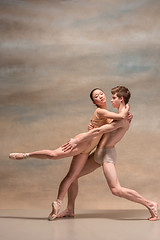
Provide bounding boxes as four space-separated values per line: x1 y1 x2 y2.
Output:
48 200 62 221
57 209 74 218
148 201 158 221
9 153 29 160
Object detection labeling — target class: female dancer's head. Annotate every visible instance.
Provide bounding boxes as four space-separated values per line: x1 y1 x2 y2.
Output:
90 88 107 107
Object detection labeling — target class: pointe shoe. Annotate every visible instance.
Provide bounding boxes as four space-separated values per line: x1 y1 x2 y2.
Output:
148 202 158 221
9 153 30 160
48 200 62 221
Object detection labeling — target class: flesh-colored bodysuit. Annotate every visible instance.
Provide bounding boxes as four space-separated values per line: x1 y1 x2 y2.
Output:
82 108 109 154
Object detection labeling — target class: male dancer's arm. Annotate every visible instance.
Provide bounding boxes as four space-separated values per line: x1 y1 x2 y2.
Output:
74 111 132 143
62 120 124 152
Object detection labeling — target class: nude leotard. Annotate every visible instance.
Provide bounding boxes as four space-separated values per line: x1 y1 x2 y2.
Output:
82 108 109 154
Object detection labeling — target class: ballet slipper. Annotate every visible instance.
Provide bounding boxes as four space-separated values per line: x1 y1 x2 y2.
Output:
48 200 62 221
9 153 30 160
148 202 158 221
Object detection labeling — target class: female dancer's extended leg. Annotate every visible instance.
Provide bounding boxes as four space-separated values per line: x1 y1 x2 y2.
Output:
103 162 158 221
9 140 90 160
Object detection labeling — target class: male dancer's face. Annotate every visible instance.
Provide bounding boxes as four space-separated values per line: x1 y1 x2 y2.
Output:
111 93 122 109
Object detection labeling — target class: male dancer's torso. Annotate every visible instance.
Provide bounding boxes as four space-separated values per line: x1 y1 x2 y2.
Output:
97 119 130 149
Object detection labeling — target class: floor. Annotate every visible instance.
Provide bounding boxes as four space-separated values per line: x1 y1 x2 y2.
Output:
0 209 159 240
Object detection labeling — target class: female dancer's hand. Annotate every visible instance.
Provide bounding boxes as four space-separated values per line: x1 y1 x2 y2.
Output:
61 138 78 152
127 112 133 123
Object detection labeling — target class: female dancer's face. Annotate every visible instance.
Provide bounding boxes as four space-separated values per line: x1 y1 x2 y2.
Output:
92 89 106 107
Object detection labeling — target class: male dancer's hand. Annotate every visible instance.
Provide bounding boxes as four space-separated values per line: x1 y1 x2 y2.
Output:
61 138 78 152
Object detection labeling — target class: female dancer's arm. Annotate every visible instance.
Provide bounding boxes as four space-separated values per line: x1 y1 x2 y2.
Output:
96 103 129 120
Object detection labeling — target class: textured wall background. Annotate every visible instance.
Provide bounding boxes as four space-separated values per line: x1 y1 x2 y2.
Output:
0 0 160 210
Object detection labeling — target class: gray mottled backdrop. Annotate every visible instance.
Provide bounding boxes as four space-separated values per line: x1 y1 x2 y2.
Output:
0 0 160 210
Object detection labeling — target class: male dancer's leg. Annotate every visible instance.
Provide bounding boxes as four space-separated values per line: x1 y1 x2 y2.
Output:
57 152 101 217
103 162 158 221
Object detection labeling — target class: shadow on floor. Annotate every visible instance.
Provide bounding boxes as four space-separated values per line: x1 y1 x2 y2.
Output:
74 209 149 221
0 209 159 221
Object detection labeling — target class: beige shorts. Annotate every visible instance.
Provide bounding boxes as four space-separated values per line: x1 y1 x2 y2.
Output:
94 147 117 165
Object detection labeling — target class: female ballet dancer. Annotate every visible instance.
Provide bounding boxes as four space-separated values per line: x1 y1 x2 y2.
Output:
9 88 129 161
9 88 130 220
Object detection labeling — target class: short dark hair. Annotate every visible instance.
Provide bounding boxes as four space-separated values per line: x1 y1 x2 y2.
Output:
111 86 131 104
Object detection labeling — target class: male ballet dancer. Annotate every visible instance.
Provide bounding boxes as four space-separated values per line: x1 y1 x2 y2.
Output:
56 86 158 221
